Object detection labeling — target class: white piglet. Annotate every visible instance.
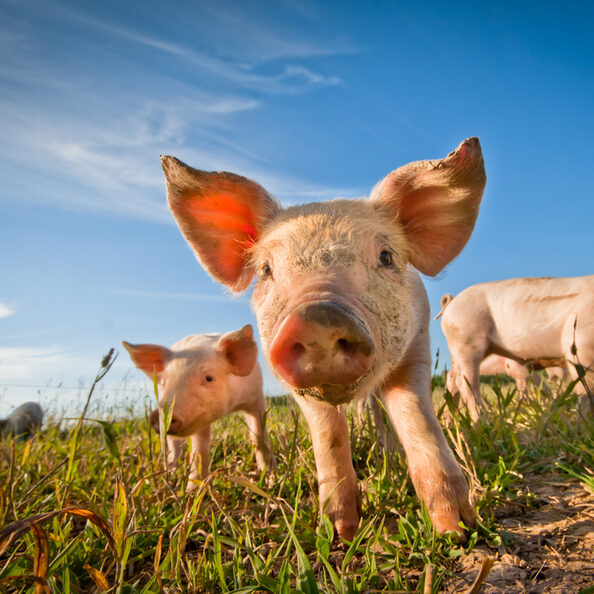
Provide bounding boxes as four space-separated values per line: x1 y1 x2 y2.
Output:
123 325 276 488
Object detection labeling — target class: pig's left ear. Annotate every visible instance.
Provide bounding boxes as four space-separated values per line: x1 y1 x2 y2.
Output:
216 324 258 377
162 156 280 292
370 137 486 276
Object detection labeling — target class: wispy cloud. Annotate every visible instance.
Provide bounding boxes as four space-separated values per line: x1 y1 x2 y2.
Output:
0 303 16 319
0 2 357 221
282 66 342 87
0 346 80 381
53 2 347 94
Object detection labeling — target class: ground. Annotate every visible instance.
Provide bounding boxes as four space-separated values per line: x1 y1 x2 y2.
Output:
446 477 594 593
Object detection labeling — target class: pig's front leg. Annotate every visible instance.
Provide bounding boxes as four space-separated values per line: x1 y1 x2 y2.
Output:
383 345 475 539
293 394 361 540
187 425 211 491
166 435 186 470
244 406 277 473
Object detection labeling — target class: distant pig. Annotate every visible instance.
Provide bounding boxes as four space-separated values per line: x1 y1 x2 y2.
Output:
0 402 43 440
161 137 486 540
437 276 594 421
123 325 276 487
476 354 553 395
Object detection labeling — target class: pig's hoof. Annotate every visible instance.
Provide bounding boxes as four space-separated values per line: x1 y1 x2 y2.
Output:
319 478 361 542
415 469 475 542
432 510 468 542
334 516 359 541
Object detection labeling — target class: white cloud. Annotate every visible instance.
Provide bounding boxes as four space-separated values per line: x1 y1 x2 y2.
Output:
0 3 359 222
0 303 15 319
0 346 82 381
54 4 348 94
282 65 342 86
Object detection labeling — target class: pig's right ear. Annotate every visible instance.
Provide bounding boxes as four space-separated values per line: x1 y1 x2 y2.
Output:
216 324 258 377
122 341 171 377
162 156 280 293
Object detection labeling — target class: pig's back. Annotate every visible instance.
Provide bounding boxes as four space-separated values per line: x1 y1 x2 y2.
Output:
484 276 593 321
476 276 593 357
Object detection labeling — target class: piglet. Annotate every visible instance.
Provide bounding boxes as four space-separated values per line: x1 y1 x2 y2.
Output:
161 137 486 540
0 401 43 440
123 325 276 487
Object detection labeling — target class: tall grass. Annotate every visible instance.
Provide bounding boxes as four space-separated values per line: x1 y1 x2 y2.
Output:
0 357 592 592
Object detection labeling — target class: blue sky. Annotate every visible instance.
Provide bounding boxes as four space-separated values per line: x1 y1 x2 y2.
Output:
1 0 593 415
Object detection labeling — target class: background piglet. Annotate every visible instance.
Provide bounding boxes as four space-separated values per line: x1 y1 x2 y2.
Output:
123 325 276 488
0 401 44 440
162 137 486 540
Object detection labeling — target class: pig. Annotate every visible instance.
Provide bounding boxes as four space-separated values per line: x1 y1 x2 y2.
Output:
0 402 43 440
161 137 486 540
353 393 395 452
437 276 594 422
476 354 552 395
545 365 569 388
122 324 276 487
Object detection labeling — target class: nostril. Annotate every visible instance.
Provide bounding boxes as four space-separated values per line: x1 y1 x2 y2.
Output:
292 342 305 356
337 337 355 356
149 410 160 432
336 336 373 358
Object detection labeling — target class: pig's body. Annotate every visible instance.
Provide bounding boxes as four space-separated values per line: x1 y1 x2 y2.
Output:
162 137 486 540
0 402 43 439
123 326 276 487
439 276 594 420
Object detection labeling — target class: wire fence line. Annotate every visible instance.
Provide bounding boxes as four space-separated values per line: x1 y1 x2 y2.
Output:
0 380 156 420
0 383 153 393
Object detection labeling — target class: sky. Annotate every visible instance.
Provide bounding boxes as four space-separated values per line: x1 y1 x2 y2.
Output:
1 0 593 416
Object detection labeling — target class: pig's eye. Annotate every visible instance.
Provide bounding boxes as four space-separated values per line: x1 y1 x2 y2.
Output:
260 262 273 280
379 249 394 267
204 374 214 383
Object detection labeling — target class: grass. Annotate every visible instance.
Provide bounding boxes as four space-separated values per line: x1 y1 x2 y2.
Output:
0 353 592 593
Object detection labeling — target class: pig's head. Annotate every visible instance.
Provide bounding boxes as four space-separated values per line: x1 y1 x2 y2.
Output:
162 138 486 405
122 325 258 436
0 419 10 438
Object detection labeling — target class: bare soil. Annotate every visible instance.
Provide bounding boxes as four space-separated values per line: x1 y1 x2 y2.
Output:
445 478 594 593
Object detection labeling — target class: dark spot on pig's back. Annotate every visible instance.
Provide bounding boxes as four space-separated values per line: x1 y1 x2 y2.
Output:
527 293 578 304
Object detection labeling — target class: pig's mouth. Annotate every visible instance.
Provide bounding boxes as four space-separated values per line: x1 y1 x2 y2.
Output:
294 376 370 405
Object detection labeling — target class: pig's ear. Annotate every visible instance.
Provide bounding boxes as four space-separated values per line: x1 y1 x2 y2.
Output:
162 156 280 292
122 341 171 377
370 137 486 276
216 324 258 377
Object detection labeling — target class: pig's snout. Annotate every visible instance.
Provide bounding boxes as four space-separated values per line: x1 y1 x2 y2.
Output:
270 301 375 396
149 409 183 435
149 409 160 433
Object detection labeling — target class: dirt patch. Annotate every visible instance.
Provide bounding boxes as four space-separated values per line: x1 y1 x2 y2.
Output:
446 479 594 593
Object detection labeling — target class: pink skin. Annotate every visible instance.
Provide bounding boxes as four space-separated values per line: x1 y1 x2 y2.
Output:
162 137 486 540
439 276 594 422
122 325 276 489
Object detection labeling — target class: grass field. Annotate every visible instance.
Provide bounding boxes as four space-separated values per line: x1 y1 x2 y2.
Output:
1 353 593 593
